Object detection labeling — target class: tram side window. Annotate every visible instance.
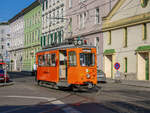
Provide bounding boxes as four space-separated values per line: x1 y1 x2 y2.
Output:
69 51 77 66
80 53 95 66
51 54 56 66
45 54 49 66
48 54 51 66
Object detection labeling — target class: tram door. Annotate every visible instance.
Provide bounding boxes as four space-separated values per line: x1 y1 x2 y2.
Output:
59 50 67 80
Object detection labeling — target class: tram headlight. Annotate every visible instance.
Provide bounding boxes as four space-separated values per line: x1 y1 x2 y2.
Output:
86 74 90 79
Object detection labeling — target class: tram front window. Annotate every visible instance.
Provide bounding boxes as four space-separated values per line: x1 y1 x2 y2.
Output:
80 53 95 66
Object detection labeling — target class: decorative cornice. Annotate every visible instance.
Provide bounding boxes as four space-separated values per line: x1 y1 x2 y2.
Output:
102 12 150 31
24 44 41 49
103 0 125 21
72 29 102 38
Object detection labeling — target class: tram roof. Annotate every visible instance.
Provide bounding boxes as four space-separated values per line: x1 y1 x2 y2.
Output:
37 44 96 53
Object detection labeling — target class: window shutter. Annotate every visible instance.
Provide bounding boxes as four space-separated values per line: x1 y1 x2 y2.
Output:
58 31 61 44
51 33 53 44
54 32 57 44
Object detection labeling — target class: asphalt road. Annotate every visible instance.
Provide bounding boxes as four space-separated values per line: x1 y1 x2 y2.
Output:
0 73 150 113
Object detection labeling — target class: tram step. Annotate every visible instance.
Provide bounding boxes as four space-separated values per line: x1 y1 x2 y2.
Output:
57 80 70 87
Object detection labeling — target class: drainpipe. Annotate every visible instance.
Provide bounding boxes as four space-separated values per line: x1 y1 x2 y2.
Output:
109 0 112 11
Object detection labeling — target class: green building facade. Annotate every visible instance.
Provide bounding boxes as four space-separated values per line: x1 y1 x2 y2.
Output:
23 1 42 71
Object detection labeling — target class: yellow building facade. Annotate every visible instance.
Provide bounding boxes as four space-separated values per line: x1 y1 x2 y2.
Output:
102 0 150 80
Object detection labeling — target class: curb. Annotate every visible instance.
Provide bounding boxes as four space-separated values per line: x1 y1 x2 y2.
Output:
121 81 150 88
0 82 14 87
107 79 150 88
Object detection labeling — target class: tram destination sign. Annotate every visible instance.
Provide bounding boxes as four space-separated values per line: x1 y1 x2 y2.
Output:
82 49 91 52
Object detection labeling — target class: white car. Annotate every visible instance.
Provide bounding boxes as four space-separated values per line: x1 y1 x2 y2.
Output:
97 70 106 83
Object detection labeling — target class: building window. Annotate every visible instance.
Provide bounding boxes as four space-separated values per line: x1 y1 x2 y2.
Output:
124 57 128 73
69 0 72 8
69 18 72 32
38 11 41 22
61 8 64 22
108 31 111 45
49 13 52 26
35 30 37 41
49 0 51 7
80 14 83 29
42 1 45 11
124 28 127 47
32 32 34 42
77 15 79 27
35 13 37 24
57 9 59 23
83 12 86 28
46 0 48 9
38 29 40 41
96 8 100 24
96 37 99 54
143 23 147 40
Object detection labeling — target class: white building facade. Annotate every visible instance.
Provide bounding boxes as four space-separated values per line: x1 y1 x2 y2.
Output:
41 0 66 48
0 23 10 63
9 13 24 71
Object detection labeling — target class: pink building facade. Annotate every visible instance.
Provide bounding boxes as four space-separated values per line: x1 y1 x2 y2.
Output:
65 0 118 70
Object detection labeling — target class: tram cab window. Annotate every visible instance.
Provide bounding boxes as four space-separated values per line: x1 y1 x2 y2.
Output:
38 55 44 66
80 53 95 66
45 54 50 66
69 51 76 66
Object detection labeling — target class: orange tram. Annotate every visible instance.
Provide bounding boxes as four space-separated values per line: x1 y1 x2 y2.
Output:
36 44 97 90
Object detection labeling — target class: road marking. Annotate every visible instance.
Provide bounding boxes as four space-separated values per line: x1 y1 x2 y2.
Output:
2 96 82 113
52 100 82 113
5 95 56 101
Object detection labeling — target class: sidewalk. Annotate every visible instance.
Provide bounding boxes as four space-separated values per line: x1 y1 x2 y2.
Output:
106 78 150 88
0 82 14 87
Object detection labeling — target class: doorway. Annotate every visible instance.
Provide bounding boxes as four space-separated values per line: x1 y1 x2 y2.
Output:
104 55 113 78
137 52 149 80
59 50 67 80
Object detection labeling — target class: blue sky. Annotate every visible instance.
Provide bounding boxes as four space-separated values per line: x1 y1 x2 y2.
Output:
0 0 36 22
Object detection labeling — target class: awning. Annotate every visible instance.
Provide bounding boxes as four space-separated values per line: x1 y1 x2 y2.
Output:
104 49 115 55
136 45 150 52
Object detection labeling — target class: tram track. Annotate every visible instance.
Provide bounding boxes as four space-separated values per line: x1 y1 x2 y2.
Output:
35 83 120 113
39 83 150 113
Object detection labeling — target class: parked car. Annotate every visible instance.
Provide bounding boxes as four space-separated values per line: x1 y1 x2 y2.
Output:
97 70 106 83
0 62 9 83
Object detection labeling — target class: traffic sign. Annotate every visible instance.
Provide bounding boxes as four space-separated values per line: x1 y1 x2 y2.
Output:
114 62 120 70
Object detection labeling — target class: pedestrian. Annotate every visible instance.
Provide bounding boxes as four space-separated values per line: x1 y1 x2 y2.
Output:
32 63 37 76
